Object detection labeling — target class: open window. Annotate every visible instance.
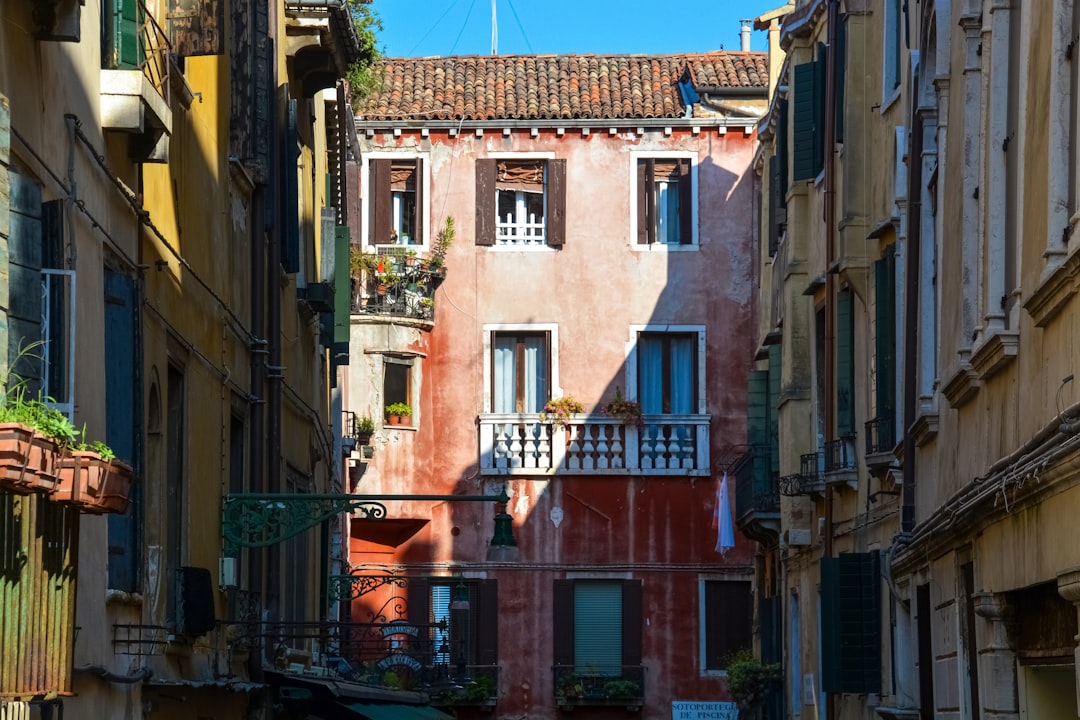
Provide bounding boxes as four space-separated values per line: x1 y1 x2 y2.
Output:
491 331 551 413
366 156 427 247
476 157 566 247
634 156 694 246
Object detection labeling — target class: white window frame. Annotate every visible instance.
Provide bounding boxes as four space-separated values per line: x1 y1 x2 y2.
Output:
361 151 431 250
628 151 699 251
482 323 560 413
625 324 706 413
488 152 556 250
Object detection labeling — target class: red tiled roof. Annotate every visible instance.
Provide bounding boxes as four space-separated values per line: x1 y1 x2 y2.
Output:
356 52 768 121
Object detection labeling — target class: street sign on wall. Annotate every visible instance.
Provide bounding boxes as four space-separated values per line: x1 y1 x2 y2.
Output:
671 701 739 720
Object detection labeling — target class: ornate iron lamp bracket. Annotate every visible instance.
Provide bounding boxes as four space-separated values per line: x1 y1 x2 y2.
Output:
327 573 410 602
222 493 389 553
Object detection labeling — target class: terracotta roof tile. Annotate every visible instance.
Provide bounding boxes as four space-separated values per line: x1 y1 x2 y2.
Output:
357 51 768 121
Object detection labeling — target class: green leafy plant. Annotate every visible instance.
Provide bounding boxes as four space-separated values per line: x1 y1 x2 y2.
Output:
356 414 376 435
385 402 411 418
602 679 641 699
540 395 585 431
343 0 385 111
724 648 782 710
601 387 643 427
428 216 455 270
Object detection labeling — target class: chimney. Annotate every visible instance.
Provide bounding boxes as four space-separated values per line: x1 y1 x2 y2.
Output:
740 19 752 51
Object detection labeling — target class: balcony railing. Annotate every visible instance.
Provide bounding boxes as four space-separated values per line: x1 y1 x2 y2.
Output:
553 665 645 709
136 1 172 105
824 435 857 472
733 445 780 521
351 253 444 321
479 414 710 476
864 415 895 456
778 451 825 497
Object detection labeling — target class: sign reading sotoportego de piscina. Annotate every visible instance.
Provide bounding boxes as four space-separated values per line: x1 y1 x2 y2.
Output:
671 701 739 720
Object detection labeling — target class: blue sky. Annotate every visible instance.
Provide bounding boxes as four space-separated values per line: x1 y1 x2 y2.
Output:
373 0 784 58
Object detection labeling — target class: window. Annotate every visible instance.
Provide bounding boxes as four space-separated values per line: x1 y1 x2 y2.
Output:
883 0 903 101
407 579 499 675
700 579 753 673
636 157 692 245
476 157 566 247
836 288 855 437
491 331 550 413
367 156 427 247
637 332 699 414
553 579 642 676
383 356 414 427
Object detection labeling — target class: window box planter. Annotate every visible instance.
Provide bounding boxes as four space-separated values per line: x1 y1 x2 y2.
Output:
56 452 134 514
0 423 60 495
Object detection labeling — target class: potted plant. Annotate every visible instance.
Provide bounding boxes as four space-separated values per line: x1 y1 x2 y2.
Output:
601 386 643 427
385 402 411 426
428 215 455 276
724 649 782 715
355 414 375 444
602 678 641 701
539 395 585 431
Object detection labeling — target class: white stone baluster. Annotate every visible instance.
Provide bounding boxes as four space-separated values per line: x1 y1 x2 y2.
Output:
596 425 611 470
537 422 552 468
509 424 523 468
495 423 510 470
582 425 596 471
523 422 538 469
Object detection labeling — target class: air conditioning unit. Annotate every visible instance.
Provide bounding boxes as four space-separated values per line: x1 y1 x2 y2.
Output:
220 557 238 589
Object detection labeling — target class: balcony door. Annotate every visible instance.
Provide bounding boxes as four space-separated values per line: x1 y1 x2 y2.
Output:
492 332 549 413
637 332 696 414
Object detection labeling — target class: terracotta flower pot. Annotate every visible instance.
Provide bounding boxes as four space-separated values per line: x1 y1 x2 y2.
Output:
94 460 134 514
387 414 401 426
56 450 108 512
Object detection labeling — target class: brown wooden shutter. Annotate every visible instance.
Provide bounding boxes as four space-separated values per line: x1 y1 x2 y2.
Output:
370 158 392 245
547 158 567 246
621 579 643 667
553 579 574 666
636 160 649 245
412 157 425 246
678 158 693 245
704 580 753 669
475 580 499 666
168 0 224 56
475 159 497 246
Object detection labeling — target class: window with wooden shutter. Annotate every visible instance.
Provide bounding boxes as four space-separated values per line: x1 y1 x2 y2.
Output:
636 158 693 245
476 158 565 247
746 369 769 447
821 551 882 694
367 156 427 247
872 247 896 436
553 579 642 676
703 580 753 670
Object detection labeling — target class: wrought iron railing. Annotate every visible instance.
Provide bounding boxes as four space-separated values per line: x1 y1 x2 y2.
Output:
233 619 497 703
733 445 780 519
864 415 895 456
136 0 172 104
351 251 445 320
553 665 645 707
778 452 824 497
824 435 858 473
479 414 710 476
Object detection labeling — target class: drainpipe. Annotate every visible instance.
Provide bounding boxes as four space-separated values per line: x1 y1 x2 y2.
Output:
822 2 839 720
249 181 267 680
901 113 923 536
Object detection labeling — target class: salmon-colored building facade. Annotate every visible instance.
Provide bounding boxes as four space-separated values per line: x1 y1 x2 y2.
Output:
340 52 768 719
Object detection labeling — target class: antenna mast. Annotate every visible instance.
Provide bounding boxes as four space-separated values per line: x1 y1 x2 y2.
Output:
491 0 498 55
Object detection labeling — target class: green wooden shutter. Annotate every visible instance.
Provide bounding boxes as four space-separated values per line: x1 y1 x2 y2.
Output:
813 44 827 176
115 0 142 70
874 248 895 422
776 98 789 202
822 552 882 694
791 62 818 181
747 370 769 447
574 581 622 673
834 16 847 144
333 226 350 363
836 288 855 436
767 156 779 256
768 345 782 474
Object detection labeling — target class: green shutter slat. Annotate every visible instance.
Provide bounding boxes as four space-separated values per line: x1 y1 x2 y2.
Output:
834 15 847 143
814 44 827 177
823 552 882 694
768 156 779 256
573 581 622 674
791 63 817 181
874 249 895 420
117 0 142 69
836 288 855 436
776 98 789 204
821 557 840 692
334 227 350 360
747 370 769 446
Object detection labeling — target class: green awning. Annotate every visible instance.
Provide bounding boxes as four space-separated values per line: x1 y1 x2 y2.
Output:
343 703 454 720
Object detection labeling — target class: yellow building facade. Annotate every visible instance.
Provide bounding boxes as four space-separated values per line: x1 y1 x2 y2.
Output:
1 1 357 718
